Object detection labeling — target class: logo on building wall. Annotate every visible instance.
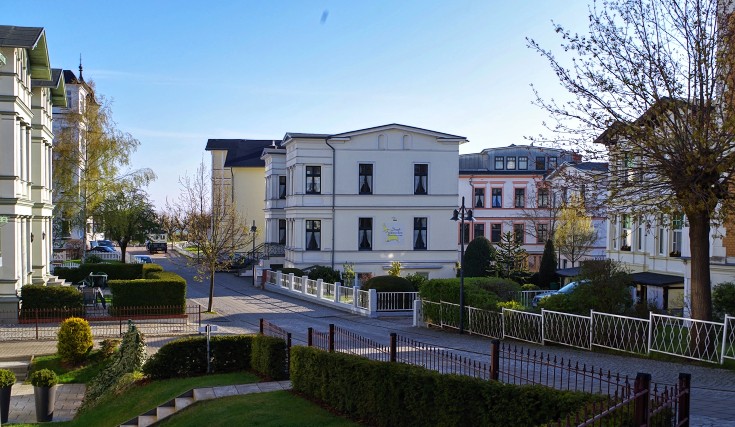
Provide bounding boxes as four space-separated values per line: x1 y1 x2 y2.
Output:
382 219 403 244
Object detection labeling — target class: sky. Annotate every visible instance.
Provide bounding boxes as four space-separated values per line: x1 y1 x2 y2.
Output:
7 0 591 208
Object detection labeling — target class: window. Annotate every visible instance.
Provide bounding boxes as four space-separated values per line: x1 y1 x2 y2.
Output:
514 188 525 208
621 214 632 249
474 223 485 239
459 223 471 244
358 218 372 250
537 224 548 243
537 188 550 208
536 156 546 170
66 90 72 108
474 188 485 208
518 156 528 170
506 156 516 170
492 188 502 208
495 156 505 170
414 164 428 195
278 219 286 245
306 166 321 194
278 176 287 199
305 220 321 250
658 215 666 255
513 223 524 243
359 164 373 194
672 214 683 255
579 184 586 203
491 224 502 242
548 156 558 170
413 217 427 250
636 217 643 251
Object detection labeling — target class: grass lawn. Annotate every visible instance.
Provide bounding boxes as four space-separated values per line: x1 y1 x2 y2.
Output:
158 390 362 427
29 351 109 384
57 372 260 427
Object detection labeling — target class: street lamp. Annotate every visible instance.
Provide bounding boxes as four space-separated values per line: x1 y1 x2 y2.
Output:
451 196 473 334
250 220 257 286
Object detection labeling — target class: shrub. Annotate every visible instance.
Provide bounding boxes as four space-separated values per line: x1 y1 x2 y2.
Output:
57 317 93 364
30 369 58 387
20 285 83 312
290 347 601 427
0 369 16 387
420 279 499 311
362 275 414 292
307 265 341 283
521 283 540 291
142 263 164 278
496 300 524 311
100 339 121 358
54 263 145 283
405 273 428 290
465 277 521 302
572 260 634 315
388 261 402 276
713 282 735 321
462 237 496 277
279 268 305 277
109 272 186 310
251 335 289 380
143 335 253 379
85 255 103 264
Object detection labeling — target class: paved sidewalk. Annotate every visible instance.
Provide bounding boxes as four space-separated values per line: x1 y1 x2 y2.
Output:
6 383 86 424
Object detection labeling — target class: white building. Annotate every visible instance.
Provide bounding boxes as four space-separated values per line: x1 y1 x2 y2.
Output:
0 26 66 310
458 145 577 271
262 124 467 280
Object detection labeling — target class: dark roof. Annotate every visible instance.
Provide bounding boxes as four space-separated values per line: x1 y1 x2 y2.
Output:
63 69 82 84
205 139 281 168
283 132 332 140
573 162 608 172
32 68 62 88
0 26 44 48
631 272 684 287
556 267 581 277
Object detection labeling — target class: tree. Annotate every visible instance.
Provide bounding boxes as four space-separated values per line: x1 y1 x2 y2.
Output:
53 80 153 254
573 260 634 315
494 232 529 281
554 195 598 267
462 236 496 277
168 160 253 312
96 189 157 262
528 0 735 321
538 239 557 288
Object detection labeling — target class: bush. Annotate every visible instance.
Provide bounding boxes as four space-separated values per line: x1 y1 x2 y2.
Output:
280 268 305 277
54 263 145 283
362 275 415 292
307 265 341 283
30 369 58 387
85 255 103 264
142 263 164 278
100 339 121 358
57 317 93 364
713 282 735 321
405 273 428 290
109 272 186 310
463 237 496 277
251 335 289 380
497 301 524 311
143 335 253 379
420 279 499 311
465 277 521 302
20 285 83 311
0 369 16 387
521 283 540 291
290 347 601 427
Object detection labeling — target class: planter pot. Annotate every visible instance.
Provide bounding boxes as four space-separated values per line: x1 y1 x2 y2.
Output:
0 385 11 424
33 385 57 422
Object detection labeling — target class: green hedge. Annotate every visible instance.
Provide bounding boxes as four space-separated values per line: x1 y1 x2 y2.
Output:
419 279 499 310
291 347 601 427
465 277 521 302
109 272 186 310
251 335 289 380
142 263 164 278
54 263 144 283
362 275 416 292
143 335 253 379
21 285 83 310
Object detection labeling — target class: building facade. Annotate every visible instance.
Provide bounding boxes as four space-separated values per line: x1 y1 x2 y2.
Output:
262 124 467 279
458 145 576 271
0 26 66 310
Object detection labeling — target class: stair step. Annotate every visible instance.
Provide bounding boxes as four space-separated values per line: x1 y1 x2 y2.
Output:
175 397 194 410
157 406 176 419
137 415 158 427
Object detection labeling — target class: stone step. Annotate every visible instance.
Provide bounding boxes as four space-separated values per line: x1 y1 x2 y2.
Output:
157 406 176 419
0 357 30 381
175 396 194 411
137 415 157 427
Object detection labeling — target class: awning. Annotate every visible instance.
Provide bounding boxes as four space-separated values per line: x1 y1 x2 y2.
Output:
631 272 683 287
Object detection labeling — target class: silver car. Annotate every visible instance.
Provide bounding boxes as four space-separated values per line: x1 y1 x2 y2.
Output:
531 280 588 307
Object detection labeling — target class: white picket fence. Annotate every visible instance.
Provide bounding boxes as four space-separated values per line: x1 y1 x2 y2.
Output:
262 270 418 317
417 300 735 365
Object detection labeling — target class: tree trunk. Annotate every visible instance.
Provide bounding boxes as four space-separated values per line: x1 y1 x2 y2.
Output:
208 268 215 312
688 211 712 321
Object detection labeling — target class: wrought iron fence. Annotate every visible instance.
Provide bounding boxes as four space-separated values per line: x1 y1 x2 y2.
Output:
332 324 391 361
0 305 200 341
395 334 491 379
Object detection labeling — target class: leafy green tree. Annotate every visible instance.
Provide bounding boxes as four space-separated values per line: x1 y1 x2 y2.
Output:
554 195 598 267
96 189 157 262
529 0 735 321
713 282 735 321
462 236 495 277
538 239 557 289
575 260 634 314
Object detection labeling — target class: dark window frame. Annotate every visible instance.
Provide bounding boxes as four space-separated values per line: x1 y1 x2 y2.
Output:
495 156 505 170
491 224 502 243
518 156 528 170
359 163 373 195
278 176 287 199
278 219 287 245
492 188 502 208
414 164 428 195
358 217 373 251
306 220 321 250
474 188 485 208
306 166 321 194
413 217 428 250
514 188 525 208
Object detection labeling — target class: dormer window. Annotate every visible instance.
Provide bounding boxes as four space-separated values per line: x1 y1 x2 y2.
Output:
495 156 504 170
506 156 516 170
518 156 528 170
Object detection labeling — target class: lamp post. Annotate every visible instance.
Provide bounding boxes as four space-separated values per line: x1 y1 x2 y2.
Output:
451 196 473 334
250 220 257 285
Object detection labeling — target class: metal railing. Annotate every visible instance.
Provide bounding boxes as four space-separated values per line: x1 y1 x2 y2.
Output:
0 305 200 341
376 292 419 311
649 313 725 363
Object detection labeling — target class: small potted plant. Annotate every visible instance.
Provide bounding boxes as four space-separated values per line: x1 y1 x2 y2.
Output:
0 368 16 424
30 368 58 422
620 244 632 251
669 250 681 257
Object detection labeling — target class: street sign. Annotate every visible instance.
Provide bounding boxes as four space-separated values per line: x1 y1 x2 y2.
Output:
198 324 218 333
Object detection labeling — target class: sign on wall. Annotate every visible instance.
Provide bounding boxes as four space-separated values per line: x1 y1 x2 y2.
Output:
382 219 404 244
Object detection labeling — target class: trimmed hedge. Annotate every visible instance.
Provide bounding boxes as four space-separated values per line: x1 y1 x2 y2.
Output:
109 271 186 310
21 285 83 310
251 335 289 380
143 335 253 379
142 263 164 278
419 279 499 310
57 317 93 364
291 347 602 427
54 263 144 283
279 268 305 277
465 277 521 302
362 275 415 292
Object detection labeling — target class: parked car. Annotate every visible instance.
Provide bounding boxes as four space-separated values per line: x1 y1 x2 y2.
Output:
134 255 153 264
96 240 114 247
531 280 588 307
88 246 117 253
